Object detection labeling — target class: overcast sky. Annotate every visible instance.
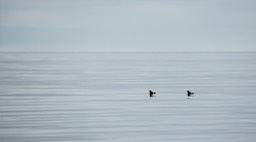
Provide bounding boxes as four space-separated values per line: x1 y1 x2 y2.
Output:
0 0 256 52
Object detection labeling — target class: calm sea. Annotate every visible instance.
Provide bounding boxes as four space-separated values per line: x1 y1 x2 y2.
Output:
0 52 256 142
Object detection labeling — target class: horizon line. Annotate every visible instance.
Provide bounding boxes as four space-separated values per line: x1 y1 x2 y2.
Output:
0 51 256 53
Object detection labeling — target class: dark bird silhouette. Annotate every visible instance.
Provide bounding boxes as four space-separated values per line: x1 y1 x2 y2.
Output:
149 90 156 97
187 90 194 97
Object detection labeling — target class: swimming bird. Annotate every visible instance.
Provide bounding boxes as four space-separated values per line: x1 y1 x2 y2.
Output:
187 90 194 97
149 90 156 97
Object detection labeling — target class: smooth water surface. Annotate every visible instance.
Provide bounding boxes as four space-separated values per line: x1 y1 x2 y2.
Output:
0 52 256 142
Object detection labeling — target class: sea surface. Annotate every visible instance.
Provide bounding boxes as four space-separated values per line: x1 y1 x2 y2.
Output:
0 52 256 142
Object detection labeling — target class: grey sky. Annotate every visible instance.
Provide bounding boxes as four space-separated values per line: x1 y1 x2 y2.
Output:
0 0 256 52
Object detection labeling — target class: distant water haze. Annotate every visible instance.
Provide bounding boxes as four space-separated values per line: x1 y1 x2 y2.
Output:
0 52 256 142
1 0 256 52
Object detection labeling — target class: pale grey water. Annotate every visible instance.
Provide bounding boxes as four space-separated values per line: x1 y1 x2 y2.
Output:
0 52 256 142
